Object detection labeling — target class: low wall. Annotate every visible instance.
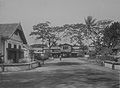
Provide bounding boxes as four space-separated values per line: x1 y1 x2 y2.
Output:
0 61 41 72
104 61 120 70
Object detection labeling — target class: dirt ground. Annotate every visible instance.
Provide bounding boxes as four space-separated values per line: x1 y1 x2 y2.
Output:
0 58 119 88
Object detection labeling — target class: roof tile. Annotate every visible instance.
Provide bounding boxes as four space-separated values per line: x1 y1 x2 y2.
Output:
0 23 19 37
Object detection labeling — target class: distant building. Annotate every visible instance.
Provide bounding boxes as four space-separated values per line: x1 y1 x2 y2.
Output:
71 45 80 57
0 23 27 63
31 43 85 58
88 44 95 51
31 44 47 53
59 43 72 57
50 46 61 58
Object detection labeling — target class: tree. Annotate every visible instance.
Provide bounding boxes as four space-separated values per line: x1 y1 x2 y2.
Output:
103 22 120 48
62 16 112 48
84 16 97 38
84 16 112 42
62 16 113 56
62 23 86 46
80 44 88 53
30 21 61 54
84 16 113 54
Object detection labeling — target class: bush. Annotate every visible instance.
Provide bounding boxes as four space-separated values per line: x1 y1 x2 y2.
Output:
0 59 2 63
78 51 86 57
19 58 29 63
34 52 49 61
34 54 41 60
88 55 96 59
89 51 96 57
87 51 97 59
96 55 114 61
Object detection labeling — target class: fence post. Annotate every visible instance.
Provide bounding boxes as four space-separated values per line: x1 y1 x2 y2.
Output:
1 56 4 72
2 63 4 72
29 63 31 70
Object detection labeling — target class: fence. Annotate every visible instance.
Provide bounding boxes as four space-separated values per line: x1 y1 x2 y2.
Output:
0 61 41 72
104 60 120 70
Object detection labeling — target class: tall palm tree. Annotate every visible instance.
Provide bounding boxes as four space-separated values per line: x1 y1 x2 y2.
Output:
84 16 97 37
85 16 96 28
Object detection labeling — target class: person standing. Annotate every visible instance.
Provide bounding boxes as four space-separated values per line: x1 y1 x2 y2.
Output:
59 54 62 61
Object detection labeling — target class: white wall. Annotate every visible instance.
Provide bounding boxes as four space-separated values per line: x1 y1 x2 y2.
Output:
4 31 24 63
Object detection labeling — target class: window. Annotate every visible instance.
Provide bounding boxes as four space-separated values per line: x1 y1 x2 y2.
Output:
14 31 18 35
52 50 55 52
14 45 17 49
63 46 68 49
19 45 21 49
8 43 11 48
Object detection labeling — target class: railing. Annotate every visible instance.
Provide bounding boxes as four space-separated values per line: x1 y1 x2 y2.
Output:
104 60 120 70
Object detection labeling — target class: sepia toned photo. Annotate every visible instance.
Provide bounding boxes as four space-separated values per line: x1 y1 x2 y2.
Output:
0 0 120 88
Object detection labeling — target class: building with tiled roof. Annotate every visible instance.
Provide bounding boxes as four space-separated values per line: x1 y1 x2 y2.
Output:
0 23 28 63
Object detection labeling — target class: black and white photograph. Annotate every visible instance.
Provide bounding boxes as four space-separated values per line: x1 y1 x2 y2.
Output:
0 0 120 88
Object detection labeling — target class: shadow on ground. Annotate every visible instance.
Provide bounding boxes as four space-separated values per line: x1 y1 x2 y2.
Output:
43 62 82 67
54 62 82 66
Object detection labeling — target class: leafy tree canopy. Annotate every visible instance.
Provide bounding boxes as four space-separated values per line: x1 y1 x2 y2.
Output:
61 16 112 47
103 22 120 48
30 21 62 48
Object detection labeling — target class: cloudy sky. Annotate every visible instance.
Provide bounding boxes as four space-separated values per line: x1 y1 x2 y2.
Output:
0 0 120 44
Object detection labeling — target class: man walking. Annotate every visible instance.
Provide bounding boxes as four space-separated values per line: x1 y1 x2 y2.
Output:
59 54 62 61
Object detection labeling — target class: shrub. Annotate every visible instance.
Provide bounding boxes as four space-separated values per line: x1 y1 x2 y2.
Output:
89 51 96 56
19 58 28 63
0 59 2 63
88 51 97 59
34 52 49 61
78 51 86 57
34 54 41 60
96 55 116 61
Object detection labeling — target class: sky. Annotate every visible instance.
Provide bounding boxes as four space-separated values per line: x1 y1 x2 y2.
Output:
0 0 120 45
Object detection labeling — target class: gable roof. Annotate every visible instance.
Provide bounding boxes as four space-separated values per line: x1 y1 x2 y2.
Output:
0 23 27 44
0 23 18 37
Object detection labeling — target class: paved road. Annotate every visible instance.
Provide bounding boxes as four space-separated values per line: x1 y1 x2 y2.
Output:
0 57 119 88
